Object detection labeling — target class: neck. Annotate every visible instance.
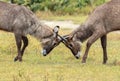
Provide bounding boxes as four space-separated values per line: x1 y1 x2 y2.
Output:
72 25 93 42
29 21 53 41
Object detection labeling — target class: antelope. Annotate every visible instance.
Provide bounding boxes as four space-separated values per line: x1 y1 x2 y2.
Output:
61 0 120 64
0 1 61 61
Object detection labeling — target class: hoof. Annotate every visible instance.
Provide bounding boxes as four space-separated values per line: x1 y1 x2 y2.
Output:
103 60 107 64
14 56 22 62
103 62 107 64
19 58 22 62
82 60 86 64
14 57 18 62
82 62 86 65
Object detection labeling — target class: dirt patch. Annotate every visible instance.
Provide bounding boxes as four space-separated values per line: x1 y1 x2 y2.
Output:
41 20 80 29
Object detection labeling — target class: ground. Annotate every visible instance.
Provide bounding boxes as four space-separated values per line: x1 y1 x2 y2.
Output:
41 20 79 29
0 29 120 81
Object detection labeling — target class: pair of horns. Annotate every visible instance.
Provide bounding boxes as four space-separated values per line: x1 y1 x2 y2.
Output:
53 26 68 43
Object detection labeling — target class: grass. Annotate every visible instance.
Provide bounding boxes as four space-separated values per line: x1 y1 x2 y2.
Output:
0 29 120 81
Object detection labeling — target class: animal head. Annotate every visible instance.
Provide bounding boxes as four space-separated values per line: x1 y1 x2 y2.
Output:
41 26 62 56
61 34 81 59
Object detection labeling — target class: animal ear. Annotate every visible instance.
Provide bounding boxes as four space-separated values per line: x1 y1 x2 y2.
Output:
53 26 60 37
53 26 59 33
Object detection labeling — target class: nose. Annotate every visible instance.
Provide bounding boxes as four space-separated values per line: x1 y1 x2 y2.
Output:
75 56 79 59
75 51 80 59
41 49 47 56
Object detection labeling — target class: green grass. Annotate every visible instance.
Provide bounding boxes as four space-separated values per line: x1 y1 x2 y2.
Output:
0 30 120 81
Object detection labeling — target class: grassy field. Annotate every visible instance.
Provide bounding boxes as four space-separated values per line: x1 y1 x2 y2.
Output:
0 28 120 81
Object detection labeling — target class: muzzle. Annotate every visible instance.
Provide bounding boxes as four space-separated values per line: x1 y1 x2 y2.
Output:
75 51 81 59
41 49 47 56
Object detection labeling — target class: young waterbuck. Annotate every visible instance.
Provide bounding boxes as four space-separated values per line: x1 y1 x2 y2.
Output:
0 1 61 61
61 0 120 64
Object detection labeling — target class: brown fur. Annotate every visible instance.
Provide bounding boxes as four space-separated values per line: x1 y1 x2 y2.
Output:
0 1 61 61
62 0 120 64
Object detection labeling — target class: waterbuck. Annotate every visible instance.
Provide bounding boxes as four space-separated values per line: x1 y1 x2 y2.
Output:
0 1 61 61
61 0 120 64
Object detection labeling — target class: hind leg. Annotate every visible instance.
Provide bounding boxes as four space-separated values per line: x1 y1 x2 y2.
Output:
21 36 28 56
14 34 22 62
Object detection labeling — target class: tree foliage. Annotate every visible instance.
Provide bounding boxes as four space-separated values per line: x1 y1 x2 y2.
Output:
4 0 107 15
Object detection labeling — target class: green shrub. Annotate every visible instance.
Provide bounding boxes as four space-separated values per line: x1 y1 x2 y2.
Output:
5 0 108 15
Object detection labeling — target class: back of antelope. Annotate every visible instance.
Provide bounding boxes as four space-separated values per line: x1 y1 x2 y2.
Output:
61 0 120 64
0 1 62 61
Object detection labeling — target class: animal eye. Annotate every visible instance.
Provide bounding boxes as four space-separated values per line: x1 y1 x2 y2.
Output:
69 44 73 47
53 42 56 45
52 42 57 46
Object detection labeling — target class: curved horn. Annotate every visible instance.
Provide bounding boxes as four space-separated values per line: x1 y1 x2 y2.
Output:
57 34 68 44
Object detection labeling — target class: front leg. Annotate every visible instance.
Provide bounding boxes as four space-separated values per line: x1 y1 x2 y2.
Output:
82 32 102 63
101 35 108 64
14 34 22 62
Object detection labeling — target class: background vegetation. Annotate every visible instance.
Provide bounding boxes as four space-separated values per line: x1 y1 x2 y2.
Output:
2 0 109 15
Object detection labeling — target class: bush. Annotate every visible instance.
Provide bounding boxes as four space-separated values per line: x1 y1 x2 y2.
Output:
7 0 108 15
